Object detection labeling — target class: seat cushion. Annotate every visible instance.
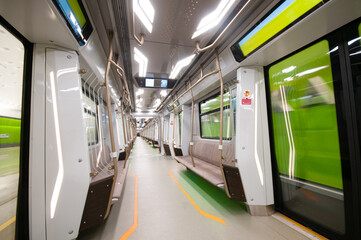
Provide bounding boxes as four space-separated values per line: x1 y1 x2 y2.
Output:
175 156 224 186
113 160 130 199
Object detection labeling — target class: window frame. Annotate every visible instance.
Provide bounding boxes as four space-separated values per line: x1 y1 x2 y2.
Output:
199 92 232 140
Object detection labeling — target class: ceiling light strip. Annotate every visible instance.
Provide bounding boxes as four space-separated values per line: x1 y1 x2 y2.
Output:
133 0 154 34
134 47 148 77
192 0 236 39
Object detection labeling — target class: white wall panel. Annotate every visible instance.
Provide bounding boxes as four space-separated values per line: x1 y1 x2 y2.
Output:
235 67 273 208
45 48 90 239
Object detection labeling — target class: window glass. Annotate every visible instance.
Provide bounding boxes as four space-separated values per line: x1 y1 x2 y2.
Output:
200 93 232 139
82 93 98 145
174 111 182 147
268 39 345 234
0 24 25 239
200 92 230 114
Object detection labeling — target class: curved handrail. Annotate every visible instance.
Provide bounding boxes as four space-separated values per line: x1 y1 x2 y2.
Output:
196 0 253 53
169 70 219 107
131 0 145 46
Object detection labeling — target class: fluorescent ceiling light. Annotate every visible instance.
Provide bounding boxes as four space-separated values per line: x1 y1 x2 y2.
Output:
133 0 155 33
160 90 167 97
134 47 148 77
169 54 196 79
192 0 235 39
136 89 144 96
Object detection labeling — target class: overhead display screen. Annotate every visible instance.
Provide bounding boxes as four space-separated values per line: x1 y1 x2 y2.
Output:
145 78 154 87
52 0 93 46
230 0 327 62
136 77 176 89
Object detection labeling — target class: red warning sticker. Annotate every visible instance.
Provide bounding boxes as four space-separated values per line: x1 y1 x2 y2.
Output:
242 99 252 105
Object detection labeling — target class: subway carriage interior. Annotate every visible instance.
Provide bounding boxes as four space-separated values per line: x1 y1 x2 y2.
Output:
1 0 361 239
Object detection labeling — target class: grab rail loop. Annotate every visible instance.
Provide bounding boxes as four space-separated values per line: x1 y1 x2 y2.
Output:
196 0 253 53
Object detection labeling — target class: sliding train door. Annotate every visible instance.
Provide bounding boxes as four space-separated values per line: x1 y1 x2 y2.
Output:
266 19 361 240
0 18 32 239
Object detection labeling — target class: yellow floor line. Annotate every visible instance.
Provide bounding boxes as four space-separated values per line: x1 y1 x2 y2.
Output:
119 175 138 240
279 214 328 240
0 216 16 232
169 170 227 225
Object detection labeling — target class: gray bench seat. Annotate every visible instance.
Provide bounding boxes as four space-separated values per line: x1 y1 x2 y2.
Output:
175 141 235 187
175 156 224 186
113 160 130 199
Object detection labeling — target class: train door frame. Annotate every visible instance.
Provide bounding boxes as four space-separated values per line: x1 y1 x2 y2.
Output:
264 18 361 240
0 16 33 239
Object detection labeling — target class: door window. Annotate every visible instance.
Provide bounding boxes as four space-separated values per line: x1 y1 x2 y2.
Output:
0 24 25 240
267 39 345 235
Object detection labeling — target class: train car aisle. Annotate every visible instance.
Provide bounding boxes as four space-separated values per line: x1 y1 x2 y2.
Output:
78 137 312 240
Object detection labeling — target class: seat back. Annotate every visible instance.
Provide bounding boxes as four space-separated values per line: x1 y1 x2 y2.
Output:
191 141 235 167
88 144 112 179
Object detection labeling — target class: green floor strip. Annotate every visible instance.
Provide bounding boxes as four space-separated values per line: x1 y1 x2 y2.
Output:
178 170 246 213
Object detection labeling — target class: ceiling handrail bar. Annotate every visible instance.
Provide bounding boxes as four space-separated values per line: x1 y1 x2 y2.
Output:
169 69 219 107
196 0 253 53
110 59 132 105
131 0 145 46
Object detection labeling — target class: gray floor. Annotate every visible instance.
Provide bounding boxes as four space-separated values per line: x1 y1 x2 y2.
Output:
78 137 311 240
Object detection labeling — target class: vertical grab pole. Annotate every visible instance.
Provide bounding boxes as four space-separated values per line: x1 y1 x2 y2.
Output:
162 117 165 149
121 100 128 168
189 80 196 168
215 49 231 198
104 32 119 219
172 104 176 155
126 107 132 148
124 105 130 158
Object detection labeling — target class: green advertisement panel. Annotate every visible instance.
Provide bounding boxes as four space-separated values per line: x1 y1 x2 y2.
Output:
0 117 21 145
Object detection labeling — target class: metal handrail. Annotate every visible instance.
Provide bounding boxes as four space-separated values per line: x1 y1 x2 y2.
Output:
188 81 195 168
169 69 219 107
131 0 145 46
215 49 231 198
103 32 119 219
110 59 132 105
120 101 128 169
196 0 253 53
